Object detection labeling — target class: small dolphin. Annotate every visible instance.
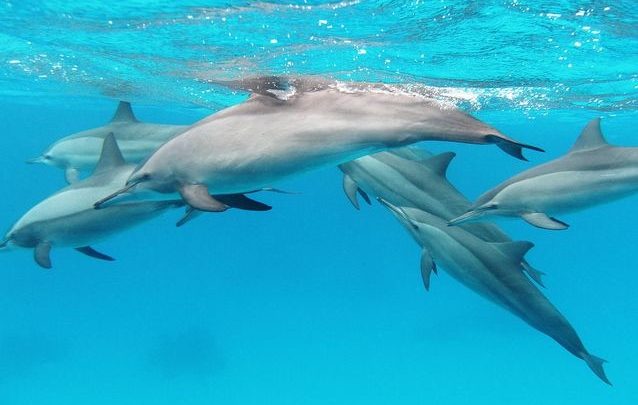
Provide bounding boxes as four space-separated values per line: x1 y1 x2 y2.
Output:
339 147 544 286
94 76 542 212
2 134 270 268
29 101 189 183
380 199 610 384
449 118 638 230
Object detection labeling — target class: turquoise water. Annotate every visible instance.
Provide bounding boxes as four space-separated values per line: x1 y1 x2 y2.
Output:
1 1 637 404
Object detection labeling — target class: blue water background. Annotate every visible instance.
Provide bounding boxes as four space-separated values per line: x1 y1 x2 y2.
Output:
1 1 637 404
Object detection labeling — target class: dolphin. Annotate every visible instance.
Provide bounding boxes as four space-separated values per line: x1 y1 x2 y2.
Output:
28 101 190 183
449 118 638 230
379 199 610 384
1 134 271 269
338 147 544 286
94 76 543 212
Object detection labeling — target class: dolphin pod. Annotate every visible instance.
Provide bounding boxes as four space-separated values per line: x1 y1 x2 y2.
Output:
1 134 274 268
340 147 608 383
3 76 632 384
29 101 190 184
449 118 638 230
93 76 542 212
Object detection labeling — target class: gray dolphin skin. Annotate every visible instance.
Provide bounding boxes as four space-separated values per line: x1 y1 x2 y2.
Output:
449 118 638 230
379 199 609 384
29 101 189 183
338 147 544 286
94 76 543 212
1 134 185 268
2 134 276 268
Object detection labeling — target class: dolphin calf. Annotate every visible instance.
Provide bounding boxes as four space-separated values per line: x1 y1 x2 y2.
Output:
29 101 189 183
1 134 270 269
94 76 542 212
449 118 638 230
379 199 610 384
339 147 544 286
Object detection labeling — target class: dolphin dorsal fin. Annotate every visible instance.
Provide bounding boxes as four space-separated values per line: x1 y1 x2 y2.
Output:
93 133 126 175
491 241 534 263
569 118 608 153
111 101 137 122
422 152 456 178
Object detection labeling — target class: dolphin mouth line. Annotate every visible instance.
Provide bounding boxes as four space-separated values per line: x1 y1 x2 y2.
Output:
93 180 142 209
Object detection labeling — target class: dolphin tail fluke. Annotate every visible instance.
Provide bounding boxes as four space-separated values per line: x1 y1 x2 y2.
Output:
485 135 544 161
582 353 611 385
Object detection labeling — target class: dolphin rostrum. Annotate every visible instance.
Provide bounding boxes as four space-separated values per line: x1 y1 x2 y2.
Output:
380 199 610 384
449 118 638 230
2 134 271 268
94 76 543 212
29 101 190 183
339 147 544 286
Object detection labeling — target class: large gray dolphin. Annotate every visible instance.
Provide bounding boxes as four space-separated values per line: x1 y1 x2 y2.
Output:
94 76 543 211
339 147 544 286
380 199 610 384
29 101 190 183
1 134 270 268
449 118 638 230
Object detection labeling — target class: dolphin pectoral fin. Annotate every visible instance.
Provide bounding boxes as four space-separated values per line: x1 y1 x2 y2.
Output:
420 249 437 291
343 174 361 209
178 184 228 212
521 213 569 230
521 261 545 288
75 246 115 262
64 167 80 184
582 353 611 385
34 242 52 269
485 135 544 161
176 206 202 227
214 194 272 211
342 175 370 210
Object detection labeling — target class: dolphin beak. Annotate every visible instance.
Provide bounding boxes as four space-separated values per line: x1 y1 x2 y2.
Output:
448 206 495 226
93 180 142 209
377 198 419 230
0 238 9 249
26 156 46 164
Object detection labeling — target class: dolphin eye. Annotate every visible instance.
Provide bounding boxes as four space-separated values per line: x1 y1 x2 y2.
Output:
43 155 52 160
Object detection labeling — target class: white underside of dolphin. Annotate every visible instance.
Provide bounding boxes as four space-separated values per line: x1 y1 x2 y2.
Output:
94 76 543 212
1 134 184 268
449 118 638 230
